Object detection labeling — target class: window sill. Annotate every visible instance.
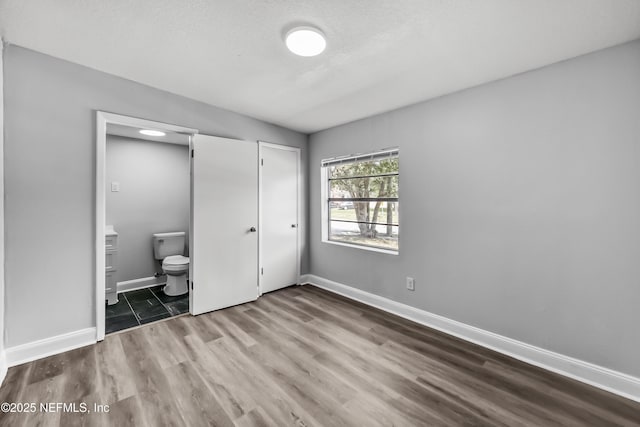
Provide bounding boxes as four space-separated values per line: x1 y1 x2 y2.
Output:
322 239 399 255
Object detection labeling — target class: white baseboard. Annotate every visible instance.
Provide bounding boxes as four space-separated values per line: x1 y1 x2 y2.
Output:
5 328 96 367
0 350 7 387
117 276 164 294
300 274 640 403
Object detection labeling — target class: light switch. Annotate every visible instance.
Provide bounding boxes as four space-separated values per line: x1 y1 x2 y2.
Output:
111 182 120 192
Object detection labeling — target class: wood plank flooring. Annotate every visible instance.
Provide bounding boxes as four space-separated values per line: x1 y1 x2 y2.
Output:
1 285 639 426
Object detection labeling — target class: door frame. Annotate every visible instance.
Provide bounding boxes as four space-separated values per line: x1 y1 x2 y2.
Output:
258 141 302 296
95 111 198 341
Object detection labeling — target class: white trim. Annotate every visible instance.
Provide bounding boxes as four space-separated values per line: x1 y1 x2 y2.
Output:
301 274 640 403
296 145 302 286
5 328 96 367
96 112 106 342
258 142 263 295
321 239 399 255
96 111 198 341
97 112 198 135
0 351 7 387
0 39 6 388
189 135 194 314
320 166 328 242
258 141 302 295
117 276 164 294
321 147 399 167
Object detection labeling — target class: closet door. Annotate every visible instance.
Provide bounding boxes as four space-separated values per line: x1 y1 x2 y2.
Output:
259 142 300 294
191 135 258 315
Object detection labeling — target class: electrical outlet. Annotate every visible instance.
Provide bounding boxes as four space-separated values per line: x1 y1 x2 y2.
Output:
111 182 120 192
406 277 415 291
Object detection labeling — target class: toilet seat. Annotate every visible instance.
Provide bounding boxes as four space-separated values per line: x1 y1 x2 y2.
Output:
163 255 189 266
162 255 189 274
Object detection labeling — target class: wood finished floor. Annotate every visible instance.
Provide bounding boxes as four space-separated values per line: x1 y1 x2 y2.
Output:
1 285 639 427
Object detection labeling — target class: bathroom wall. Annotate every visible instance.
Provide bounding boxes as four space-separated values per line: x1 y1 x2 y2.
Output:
2 45 308 348
106 135 190 284
309 39 640 377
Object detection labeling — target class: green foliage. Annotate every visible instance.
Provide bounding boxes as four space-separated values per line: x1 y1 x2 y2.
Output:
329 158 398 196
329 158 398 237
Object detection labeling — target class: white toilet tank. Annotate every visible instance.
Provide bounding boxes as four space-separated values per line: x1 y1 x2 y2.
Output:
153 232 186 260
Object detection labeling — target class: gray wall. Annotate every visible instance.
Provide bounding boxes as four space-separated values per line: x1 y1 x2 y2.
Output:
106 136 189 283
0 41 5 372
309 40 640 377
3 45 308 347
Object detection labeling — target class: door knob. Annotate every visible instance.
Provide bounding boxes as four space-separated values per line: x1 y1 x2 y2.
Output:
249 227 257 232
291 224 297 228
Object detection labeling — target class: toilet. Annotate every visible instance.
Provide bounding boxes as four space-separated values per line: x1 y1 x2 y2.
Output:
153 232 189 296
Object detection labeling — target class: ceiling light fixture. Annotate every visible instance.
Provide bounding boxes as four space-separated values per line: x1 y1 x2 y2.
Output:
139 129 166 137
285 26 326 57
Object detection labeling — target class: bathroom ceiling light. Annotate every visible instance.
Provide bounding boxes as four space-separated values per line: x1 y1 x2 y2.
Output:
139 129 166 137
285 27 326 57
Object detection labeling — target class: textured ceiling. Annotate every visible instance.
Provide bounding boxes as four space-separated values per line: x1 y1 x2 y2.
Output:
1 1 640 133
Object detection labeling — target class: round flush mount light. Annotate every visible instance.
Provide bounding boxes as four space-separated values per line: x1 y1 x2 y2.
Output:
285 26 326 57
139 129 166 137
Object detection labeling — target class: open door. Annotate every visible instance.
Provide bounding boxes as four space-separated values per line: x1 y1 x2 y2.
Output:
190 135 258 315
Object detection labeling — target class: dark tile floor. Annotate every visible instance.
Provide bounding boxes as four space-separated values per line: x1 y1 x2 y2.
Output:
105 285 189 334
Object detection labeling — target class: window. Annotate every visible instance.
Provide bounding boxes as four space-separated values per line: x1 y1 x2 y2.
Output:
322 148 399 253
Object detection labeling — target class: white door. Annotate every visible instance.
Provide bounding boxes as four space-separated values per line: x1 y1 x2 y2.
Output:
259 142 300 294
191 135 258 315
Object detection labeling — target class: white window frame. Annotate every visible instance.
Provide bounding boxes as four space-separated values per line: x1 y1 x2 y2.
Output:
321 148 399 255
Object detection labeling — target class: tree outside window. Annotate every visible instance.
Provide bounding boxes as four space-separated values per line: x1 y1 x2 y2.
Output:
325 150 399 251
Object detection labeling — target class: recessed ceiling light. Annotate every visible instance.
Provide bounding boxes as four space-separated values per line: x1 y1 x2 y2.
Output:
285 27 326 57
139 129 166 137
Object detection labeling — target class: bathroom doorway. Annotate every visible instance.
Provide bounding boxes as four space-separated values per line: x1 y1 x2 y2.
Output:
96 113 300 340
96 112 198 339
